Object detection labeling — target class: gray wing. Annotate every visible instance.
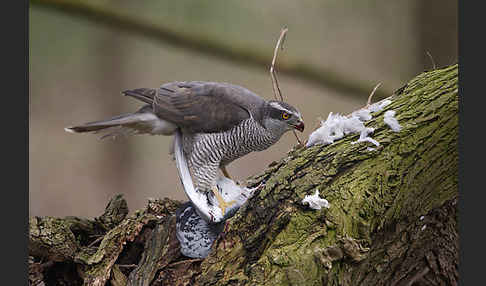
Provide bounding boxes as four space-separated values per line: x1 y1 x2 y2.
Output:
122 81 267 133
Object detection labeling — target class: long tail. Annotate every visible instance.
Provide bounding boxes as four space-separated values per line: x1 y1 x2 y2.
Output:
64 105 177 139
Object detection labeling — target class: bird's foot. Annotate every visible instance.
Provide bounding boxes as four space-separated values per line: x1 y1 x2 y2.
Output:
211 186 236 216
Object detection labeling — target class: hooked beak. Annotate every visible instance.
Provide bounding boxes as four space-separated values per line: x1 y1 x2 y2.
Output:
293 120 305 132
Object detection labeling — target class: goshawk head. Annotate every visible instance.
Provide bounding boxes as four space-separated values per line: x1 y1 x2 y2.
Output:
263 100 305 134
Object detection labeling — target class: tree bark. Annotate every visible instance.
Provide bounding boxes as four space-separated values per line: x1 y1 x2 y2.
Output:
29 64 458 286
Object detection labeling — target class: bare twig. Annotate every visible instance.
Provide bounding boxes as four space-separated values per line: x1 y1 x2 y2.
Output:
117 264 138 268
167 259 203 268
426 51 436 70
87 235 104 247
366 82 382 107
270 27 303 145
270 27 288 101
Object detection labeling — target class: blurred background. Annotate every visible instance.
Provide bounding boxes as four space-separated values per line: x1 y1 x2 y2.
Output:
29 0 457 218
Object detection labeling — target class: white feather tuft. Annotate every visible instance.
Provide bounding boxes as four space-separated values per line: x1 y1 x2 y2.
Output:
306 112 378 148
351 109 372 121
306 98 395 148
383 110 402 132
302 189 330 210
368 99 392 112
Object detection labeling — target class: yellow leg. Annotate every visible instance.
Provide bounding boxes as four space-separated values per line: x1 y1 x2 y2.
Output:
211 186 236 216
220 166 232 180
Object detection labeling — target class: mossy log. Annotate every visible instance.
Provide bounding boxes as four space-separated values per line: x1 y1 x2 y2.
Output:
29 64 458 286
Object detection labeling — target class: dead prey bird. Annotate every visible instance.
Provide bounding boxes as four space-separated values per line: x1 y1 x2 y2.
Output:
65 81 304 222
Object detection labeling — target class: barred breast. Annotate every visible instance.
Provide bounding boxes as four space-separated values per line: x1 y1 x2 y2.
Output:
182 119 280 191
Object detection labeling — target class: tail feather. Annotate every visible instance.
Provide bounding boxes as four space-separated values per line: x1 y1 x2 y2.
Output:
64 112 144 133
64 105 177 138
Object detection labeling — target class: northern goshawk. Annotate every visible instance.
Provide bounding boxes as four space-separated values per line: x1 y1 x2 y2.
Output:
65 81 304 222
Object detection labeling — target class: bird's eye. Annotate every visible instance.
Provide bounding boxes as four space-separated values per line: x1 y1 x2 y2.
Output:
282 112 290 120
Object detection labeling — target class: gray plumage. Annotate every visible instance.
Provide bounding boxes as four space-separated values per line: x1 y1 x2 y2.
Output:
173 129 258 224
121 81 304 193
65 81 304 223
182 118 286 191
123 81 268 134
174 156 258 259
64 104 177 139
176 202 224 259
175 176 256 259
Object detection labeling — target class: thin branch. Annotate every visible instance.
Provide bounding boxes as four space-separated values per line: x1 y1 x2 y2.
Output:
167 259 203 268
366 82 382 107
31 0 391 100
117 264 138 268
269 28 302 145
426 51 437 70
87 235 104 247
270 27 288 101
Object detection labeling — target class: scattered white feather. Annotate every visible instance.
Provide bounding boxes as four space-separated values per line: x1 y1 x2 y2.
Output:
353 137 380 146
352 127 380 147
419 215 425 220
367 147 376 151
368 99 392 113
351 109 372 121
383 110 402 132
302 189 330 210
421 224 427 231
306 98 394 148
306 112 374 147
358 126 379 145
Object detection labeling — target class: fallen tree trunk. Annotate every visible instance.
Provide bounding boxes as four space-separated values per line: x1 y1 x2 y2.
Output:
29 64 458 286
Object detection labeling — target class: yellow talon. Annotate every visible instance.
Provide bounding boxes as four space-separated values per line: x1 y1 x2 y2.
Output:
211 186 236 216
